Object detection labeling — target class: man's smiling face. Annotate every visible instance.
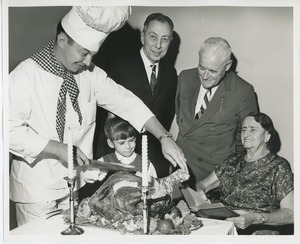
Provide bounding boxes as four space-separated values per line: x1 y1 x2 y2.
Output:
141 20 172 64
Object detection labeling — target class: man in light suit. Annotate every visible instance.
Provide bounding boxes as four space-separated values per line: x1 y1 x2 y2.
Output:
94 13 177 177
176 37 258 189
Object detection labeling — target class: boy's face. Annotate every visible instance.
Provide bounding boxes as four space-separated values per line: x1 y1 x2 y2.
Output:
108 137 136 157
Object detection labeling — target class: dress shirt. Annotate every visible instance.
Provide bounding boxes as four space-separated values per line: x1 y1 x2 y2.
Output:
194 85 219 116
140 48 158 83
9 58 154 202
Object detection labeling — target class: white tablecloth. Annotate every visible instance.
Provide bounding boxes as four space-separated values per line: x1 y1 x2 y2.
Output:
8 213 237 241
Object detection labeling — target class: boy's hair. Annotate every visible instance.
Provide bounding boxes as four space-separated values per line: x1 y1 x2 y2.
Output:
104 116 137 140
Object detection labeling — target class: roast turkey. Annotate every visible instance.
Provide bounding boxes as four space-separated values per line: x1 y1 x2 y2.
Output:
76 169 189 223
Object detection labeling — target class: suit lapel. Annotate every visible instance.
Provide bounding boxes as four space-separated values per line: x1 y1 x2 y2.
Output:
188 74 201 117
153 63 161 98
153 62 165 98
136 53 153 96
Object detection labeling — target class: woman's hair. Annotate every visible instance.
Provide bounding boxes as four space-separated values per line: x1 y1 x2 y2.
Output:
247 112 275 150
104 116 137 141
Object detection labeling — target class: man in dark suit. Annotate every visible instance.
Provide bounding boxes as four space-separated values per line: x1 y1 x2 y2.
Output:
95 13 177 177
176 37 259 189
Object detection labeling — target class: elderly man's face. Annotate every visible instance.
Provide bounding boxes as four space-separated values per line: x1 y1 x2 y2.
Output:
198 50 231 89
58 34 97 74
141 20 172 64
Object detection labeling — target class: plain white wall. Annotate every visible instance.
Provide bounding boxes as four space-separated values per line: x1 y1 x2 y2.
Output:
7 6 293 170
127 6 294 170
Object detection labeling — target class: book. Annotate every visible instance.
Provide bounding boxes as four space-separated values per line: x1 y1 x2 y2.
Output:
180 187 239 220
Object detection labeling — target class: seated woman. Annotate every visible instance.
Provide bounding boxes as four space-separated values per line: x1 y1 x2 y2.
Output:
196 112 294 235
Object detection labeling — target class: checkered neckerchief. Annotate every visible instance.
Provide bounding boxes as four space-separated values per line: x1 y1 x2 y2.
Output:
31 41 82 142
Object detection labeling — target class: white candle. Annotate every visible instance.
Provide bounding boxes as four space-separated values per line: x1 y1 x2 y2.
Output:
68 128 74 179
142 135 148 187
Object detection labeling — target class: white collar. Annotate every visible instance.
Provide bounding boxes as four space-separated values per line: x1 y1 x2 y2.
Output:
115 151 137 165
200 84 219 95
140 48 158 69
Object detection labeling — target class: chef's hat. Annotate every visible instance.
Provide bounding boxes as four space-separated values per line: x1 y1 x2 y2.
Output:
61 6 131 52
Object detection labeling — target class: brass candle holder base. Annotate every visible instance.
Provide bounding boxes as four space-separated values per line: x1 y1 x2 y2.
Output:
142 186 149 235
61 176 84 235
61 223 84 235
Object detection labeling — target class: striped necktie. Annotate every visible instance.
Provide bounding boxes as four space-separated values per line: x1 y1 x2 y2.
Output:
195 89 211 119
150 64 157 95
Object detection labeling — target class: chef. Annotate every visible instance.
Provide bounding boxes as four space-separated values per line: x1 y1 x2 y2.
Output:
9 6 187 226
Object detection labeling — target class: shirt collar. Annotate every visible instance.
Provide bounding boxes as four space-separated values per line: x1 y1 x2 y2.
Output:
140 48 158 69
115 151 137 165
200 84 219 95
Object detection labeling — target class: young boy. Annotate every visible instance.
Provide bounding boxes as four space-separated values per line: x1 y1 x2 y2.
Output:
83 115 157 183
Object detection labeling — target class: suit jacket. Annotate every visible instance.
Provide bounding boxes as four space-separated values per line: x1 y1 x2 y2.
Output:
176 68 258 186
96 51 177 177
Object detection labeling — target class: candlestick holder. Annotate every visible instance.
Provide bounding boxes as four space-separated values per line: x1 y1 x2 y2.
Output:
61 176 84 235
142 186 149 234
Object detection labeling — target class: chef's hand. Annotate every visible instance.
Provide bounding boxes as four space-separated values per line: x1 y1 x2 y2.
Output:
81 168 108 183
143 116 188 173
160 137 188 173
72 145 90 167
35 140 90 167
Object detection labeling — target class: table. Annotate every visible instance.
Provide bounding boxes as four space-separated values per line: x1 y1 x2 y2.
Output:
8 213 237 241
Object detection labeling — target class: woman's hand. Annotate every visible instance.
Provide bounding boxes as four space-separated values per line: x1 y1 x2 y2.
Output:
227 196 294 229
226 210 255 229
195 172 220 194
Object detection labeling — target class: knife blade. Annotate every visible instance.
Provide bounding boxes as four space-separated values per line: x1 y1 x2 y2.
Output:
84 159 136 173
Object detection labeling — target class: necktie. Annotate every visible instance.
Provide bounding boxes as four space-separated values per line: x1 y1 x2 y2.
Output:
30 41 82 142
56 72 82 142
195 89 211 119
150 65 157 94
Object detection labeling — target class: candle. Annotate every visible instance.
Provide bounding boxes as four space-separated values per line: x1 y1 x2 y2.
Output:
142 134 148 187
67 128 74 179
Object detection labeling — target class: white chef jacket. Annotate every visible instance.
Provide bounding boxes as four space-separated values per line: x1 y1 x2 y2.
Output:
9 58 154 203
